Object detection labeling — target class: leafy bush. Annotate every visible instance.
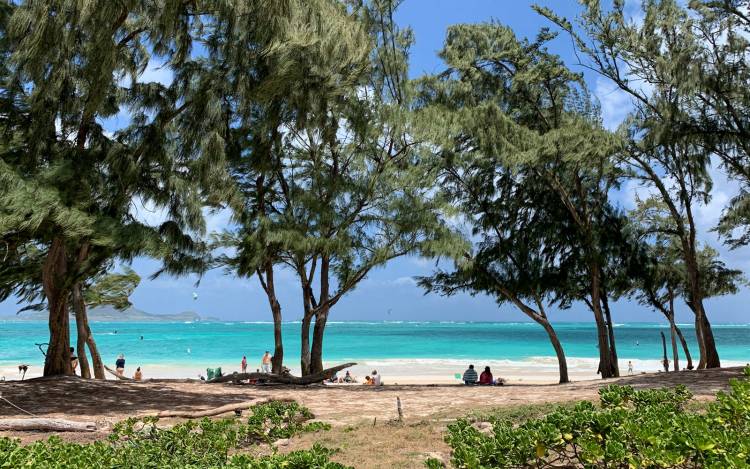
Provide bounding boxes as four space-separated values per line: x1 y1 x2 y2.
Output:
440 368 750 468
0 400 344 468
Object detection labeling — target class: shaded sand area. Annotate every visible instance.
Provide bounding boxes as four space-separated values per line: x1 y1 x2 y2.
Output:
0 367 744 468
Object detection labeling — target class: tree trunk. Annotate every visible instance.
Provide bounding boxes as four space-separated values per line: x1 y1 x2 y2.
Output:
601 292 619 377
209 362 356 385
300 311 313 376
590 266 614 378
310 306 328 375
270 299 283 373
72 283 91 379
309 256 331 376
699 309 720 368
42 238 72 377
660 331 669 372
675 324 693 370
668 292 679 372
0 418 96 432
539 318 568 384
258 264 284 373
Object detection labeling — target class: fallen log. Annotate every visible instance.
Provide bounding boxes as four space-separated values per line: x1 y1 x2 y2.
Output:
0 418 97 432
151 397 296 419
104 365 138 381
207 362 356 385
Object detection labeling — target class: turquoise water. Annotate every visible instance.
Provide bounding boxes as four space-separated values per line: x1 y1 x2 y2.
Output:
1 321 749 372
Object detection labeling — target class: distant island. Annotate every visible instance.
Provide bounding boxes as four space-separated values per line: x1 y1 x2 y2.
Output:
2 305 216 323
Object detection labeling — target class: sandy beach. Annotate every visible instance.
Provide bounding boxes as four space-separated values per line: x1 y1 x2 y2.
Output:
4 356 748 385
0 366 744 468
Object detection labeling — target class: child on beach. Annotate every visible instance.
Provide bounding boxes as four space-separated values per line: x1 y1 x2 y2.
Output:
134 367 143 381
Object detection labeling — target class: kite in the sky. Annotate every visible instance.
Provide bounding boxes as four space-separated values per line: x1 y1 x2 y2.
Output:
192 292 198 300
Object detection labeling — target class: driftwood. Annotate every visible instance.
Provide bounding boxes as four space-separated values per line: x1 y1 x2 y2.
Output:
104 365 133 380
207 362 356 385
0 418 97 432
151 397 295 419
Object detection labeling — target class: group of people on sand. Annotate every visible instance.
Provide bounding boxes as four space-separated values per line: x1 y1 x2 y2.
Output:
328 369 383 385
114 354 143 380
462 364 505 385
240 351 272 374
68 348 143 380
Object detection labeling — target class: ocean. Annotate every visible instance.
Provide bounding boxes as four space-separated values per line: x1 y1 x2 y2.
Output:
1 321 748 382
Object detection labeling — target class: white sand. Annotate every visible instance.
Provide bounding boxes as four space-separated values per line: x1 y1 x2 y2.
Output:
8 356 745 384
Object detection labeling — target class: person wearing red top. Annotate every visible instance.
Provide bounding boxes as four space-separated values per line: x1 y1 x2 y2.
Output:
479 366 494 385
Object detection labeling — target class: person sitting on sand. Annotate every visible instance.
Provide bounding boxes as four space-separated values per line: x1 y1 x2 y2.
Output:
364 375 373 385
343 371 355 383
463 364 478 385
371 370 382 386
261 351 272 373
115 354 125 376
134 367 143 381
479 366 493 385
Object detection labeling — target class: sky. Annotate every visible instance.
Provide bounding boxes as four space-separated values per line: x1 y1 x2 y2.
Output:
2 0 749 324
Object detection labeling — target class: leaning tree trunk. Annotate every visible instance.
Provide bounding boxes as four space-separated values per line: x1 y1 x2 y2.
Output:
42 237 72 377
601 292 620 377
538 317 569 384
504 290 569 384
698 307 720 368
685 254 720 369
674 324 693 370
72 285 105 379
72 283 91 379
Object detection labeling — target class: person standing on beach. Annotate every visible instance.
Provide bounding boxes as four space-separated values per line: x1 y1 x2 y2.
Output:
115 354 125 376
261 351 271 373
70 347 78 375
241 356 247 373
628 361 634 375
462 364 478 385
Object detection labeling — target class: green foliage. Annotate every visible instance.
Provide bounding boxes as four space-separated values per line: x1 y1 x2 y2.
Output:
0 400 343 468
83 267 141 310
441 369 750 468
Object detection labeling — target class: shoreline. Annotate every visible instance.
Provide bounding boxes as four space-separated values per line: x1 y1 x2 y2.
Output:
4 356 747 384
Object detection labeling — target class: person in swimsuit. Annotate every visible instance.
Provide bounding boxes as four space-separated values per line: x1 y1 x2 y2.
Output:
261 351 271 373
241 356 247 373
115 354 125 376
70 347 78 375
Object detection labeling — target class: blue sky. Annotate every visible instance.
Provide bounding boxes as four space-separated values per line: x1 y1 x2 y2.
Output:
2 0 749 323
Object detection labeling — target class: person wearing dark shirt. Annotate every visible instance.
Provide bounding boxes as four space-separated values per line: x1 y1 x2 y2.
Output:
462 364 478 385
479 366 493 385
115 354 126 376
